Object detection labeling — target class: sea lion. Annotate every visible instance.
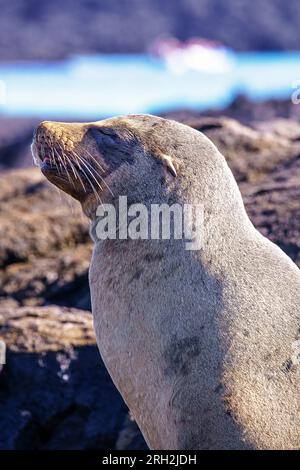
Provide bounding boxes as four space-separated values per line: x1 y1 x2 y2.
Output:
32 114 300 450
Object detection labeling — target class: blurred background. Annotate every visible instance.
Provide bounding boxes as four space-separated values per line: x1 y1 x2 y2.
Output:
0 0 300 450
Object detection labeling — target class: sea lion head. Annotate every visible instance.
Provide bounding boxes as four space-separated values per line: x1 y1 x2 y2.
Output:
32 115 181 218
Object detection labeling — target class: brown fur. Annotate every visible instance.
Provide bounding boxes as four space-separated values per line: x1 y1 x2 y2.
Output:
33 114 300 449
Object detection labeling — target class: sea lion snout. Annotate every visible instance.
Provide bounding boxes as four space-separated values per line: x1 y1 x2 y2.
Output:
33 121 84 157
32 121 78 168
32 120 110 203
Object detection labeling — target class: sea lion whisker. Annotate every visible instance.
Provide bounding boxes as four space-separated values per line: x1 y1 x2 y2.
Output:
70 150 102 203
53 146 68 174
54 143 65 175
64 153 87 192
83 149 114 197
51 146 62 175
85 173 102 203
56 143 69 169
55 143 86 192
80 157 104 191
54 146 74 186
71 149 103 192
83 148 106 172
63 150 78 180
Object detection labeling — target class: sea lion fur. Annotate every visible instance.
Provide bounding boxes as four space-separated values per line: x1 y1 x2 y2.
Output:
32 114 300 449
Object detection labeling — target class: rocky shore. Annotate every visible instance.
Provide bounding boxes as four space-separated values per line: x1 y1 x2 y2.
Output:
0 110 300 449
1 0 300 60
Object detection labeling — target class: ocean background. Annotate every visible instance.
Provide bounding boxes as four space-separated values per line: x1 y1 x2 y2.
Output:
0 52 299 118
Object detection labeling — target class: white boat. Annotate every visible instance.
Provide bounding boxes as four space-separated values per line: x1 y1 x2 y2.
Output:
151 38 235 74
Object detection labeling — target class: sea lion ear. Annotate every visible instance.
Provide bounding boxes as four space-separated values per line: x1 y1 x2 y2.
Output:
159 153 177 177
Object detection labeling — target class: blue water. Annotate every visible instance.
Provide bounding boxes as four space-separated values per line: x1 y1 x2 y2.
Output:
0 52 299 118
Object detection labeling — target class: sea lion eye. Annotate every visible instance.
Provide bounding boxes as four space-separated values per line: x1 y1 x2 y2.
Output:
89 127 134 169
90 127 121 147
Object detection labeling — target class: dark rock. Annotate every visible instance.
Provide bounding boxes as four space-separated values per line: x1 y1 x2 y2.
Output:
162 95 300 126
116 414 148 450
0 169 91 265
188 117 300 184
0 306 128 450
